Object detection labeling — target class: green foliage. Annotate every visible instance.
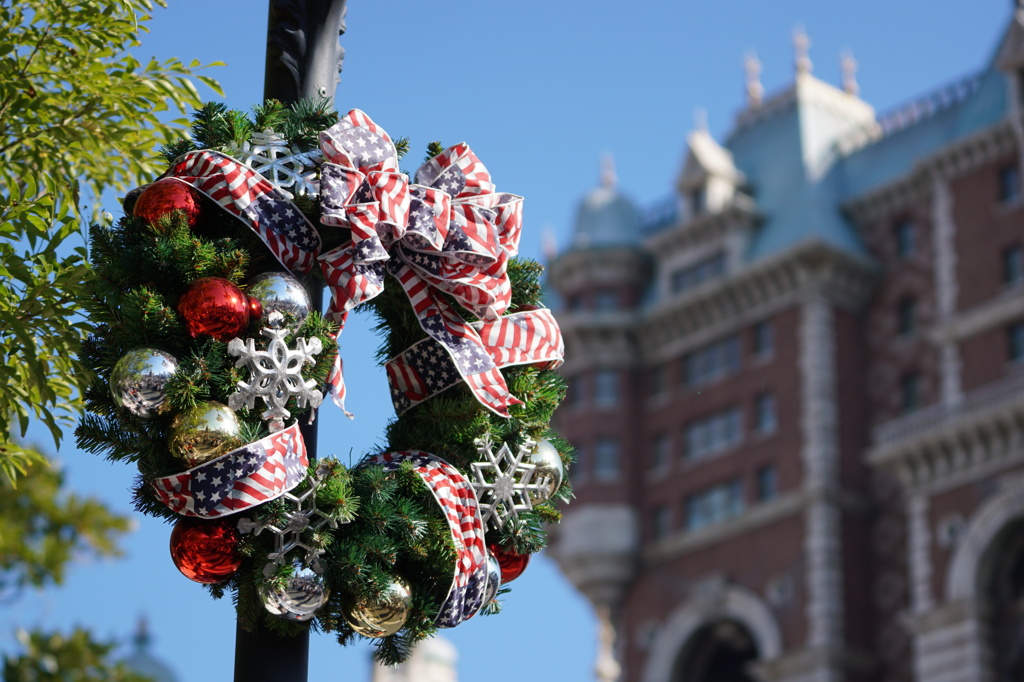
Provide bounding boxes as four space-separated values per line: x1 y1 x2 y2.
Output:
0 459 130 594
3 628 153 682
0 0 221 482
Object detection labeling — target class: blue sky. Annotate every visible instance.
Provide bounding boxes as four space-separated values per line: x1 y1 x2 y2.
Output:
3 2 1014 681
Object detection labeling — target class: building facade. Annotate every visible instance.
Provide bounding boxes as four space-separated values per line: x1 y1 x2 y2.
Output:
547 9 1024 682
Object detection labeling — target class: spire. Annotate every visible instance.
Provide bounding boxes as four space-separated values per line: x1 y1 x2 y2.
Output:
693 107 709 133
133 615 151 651
600 154 617 188
793 26 812 76
744 51 764 108
841 50 859 96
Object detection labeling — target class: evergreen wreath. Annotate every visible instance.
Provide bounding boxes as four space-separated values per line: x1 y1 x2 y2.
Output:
76 98 571 664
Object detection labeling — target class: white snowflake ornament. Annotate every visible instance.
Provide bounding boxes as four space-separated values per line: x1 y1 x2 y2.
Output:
470 438 549 530
230 129 322 200
227 327 324 432
237 462 349 575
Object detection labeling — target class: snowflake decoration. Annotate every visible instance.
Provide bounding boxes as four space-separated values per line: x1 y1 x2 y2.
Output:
237 462 347 576
470 438 548 530
227 327 323 433
230 129 322 200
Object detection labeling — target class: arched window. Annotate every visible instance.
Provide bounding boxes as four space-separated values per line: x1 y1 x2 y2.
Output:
673 619 758 682
985 520 1024 681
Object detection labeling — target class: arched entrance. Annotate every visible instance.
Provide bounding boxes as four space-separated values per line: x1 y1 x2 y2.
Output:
673 619 758 682
982 518 1024 681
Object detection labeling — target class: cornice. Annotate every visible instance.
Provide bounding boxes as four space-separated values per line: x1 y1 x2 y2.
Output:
636 240 877 360
844 119 1015 227
868 371 1024 491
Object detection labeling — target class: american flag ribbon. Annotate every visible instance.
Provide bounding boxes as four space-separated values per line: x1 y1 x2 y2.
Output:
166 151 322 274
152 424 307 518
371 451 487 627
316 112 539 418
385 308 563 415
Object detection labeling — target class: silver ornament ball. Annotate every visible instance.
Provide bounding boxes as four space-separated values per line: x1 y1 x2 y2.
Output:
342 578 412 638
261 563 330 622
526 439 565 505
246 271 311 332
110 347 178 418
483 552 502 606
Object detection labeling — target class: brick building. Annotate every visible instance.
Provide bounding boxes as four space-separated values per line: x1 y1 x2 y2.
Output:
547 9 1024 682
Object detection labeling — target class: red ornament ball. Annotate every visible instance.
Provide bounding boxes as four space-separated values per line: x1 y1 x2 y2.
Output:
488 543 530 583
178 277 253 340
169 516 241 584
133 178 202 228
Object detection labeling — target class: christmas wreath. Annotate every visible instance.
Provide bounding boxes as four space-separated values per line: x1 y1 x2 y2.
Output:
76 98 571 664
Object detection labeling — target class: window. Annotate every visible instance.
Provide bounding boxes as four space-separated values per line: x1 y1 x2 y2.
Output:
594 290 619 312
671 252 726 293
572 444 587 481
898 297 917 337
595 438 620 480
1004 245 1023 285
752 320 774 357
895 220 916 259
594 370 619 407
757 465 778 502
689 187 705 217
901 372 921 413
566 294 584 312
652 504 671 540
684 407 743 461
685 479 744 532
684 335 740 386
755 391 777 434
651 433 670 471
999 164 1021 204
1009 322 1024 362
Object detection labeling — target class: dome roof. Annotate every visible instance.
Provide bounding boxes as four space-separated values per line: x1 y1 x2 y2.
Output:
570 159 641 249
122 618 178 682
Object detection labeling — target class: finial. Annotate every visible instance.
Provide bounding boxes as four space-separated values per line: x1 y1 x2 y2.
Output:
693 107 709 133
793 26 812 76
600 154 617 188
841 50 859 96
133 615 151 651
744 51 764 108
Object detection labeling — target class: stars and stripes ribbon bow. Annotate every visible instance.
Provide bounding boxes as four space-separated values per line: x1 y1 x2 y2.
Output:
372 451 487 627
152 424 308 518
318 111 551 417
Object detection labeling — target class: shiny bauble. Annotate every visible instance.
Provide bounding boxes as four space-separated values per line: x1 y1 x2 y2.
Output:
133 178 202 228
167 401 242 467
260 563 330 622
488 543 530 584
109 347 178 418
341 578 412 638
482 551 502 606
169 516 241 584
177 277 253 340
526 438 565 505
246 271 311 332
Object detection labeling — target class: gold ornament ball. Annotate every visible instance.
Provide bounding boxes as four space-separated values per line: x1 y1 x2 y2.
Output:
342 578 412 638
168 401 242 467
527 438 565 505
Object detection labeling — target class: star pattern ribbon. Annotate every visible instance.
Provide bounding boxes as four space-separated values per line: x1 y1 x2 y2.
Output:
318 110 556 417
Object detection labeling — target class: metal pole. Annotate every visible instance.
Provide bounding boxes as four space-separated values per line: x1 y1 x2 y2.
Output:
233 3 346 680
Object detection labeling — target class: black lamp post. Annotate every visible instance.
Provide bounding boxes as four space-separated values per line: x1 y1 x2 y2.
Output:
232 2 347 680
